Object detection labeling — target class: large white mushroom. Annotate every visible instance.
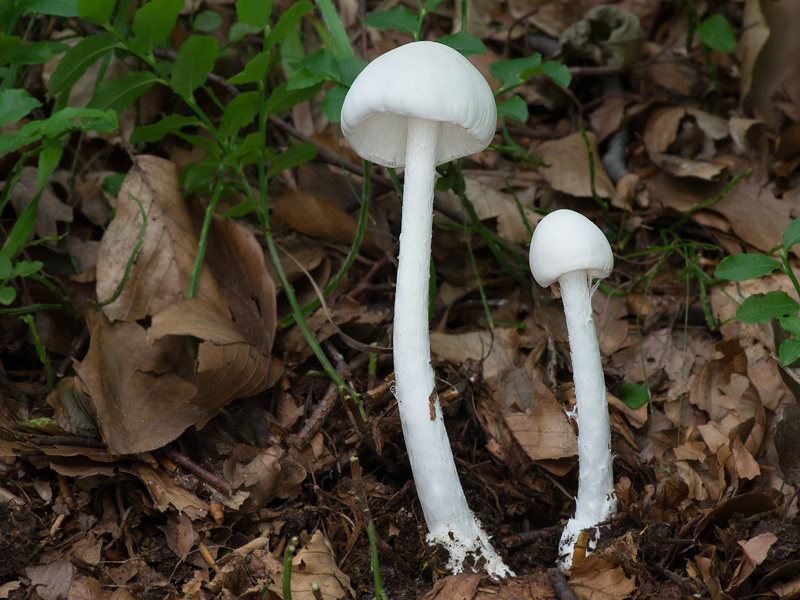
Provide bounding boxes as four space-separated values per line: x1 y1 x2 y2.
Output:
341 41 510 577
529 209 617 570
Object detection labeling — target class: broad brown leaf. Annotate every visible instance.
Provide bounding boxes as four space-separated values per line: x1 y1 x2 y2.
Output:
76 312 202 455
96 155 227 321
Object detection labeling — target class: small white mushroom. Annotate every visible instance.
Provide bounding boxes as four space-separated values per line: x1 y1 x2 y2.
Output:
529 209 617 570
341 41 511 577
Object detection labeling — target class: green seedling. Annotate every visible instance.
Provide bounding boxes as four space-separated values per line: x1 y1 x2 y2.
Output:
715 217 800 366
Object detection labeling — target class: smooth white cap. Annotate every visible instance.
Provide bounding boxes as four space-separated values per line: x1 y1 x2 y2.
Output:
340 41 497 168
529 209 613 287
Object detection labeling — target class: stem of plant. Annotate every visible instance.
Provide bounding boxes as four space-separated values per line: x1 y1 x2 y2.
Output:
350 457 388 600
282 537 298 600
278 160 372 328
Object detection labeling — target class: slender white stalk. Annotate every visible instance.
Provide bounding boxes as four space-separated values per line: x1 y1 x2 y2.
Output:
557 270 617 569
393 117 511 578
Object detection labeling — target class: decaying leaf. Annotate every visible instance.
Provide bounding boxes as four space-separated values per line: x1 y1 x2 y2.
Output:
568 554 636 600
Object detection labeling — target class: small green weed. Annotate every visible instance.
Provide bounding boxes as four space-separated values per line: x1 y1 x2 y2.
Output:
714 217 800 366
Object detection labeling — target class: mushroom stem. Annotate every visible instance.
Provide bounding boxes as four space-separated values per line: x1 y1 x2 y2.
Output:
557 270 617 568
393 117 511 577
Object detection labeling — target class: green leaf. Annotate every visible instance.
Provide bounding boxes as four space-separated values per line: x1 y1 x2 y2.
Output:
236 0 272 30
618 383 650 409
321 84 347 122
736 291 800 324
779 316 800 337
496 95 528 123
11 260 43 278
0 133 34 157
129 0 184 55
0 89 42 126
490 54 543 91
219 91 259 139
315 0 354 59
264 81 322 116
0 256 11 278
88 71 157 115
425 0 443 10
697 14 736 54
77 0 114 24
37 143 63 193
171 35 218 96
714 254 782 281
47 34 115 100
230 22 262 42
130 114 201 144
363 6 417 35
436 32 487 57
337 56 367 86
266 142 318 179
0 195 40 262
287 67 326 91
290 49 341 87
541 60 572 89
192 10 222 31
228 51 270 85
0 35 22 68
783 218 800 252
101 173 125 197
18 107 117 139
268 1 313 48
0 287 15 305
26 0 78 16
780 338 800 366
226 131 261 169
13 41 55 65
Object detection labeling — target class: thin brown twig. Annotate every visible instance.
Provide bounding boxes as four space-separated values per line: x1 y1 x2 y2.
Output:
163 446 231 496
548 568 577 600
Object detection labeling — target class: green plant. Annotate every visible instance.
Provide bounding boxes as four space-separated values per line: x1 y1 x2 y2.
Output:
683 0 736 91
714 218 800 366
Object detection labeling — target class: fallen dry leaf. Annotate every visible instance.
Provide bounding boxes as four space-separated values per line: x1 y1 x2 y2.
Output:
568 554 637 600
268 530 355 600
96 155 228 321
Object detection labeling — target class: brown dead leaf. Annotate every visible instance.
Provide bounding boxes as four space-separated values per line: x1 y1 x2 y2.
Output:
497 368 577 461
224 445 306 510
129 463 209 518
25 561 74 600
96 155 227 321
268 530 354 600
431 328 519 384
535 132 620 205
5 166 73 242
274 190 380 255
568 554 636 600
76 312 201 455
729 532 778 591
742 0 800 128
438 177 540 243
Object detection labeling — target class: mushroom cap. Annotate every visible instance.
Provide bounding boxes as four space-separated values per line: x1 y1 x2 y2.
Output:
340 41 497 168
529 209 613 287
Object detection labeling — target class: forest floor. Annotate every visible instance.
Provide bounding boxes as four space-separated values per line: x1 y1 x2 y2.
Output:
2 0 800 599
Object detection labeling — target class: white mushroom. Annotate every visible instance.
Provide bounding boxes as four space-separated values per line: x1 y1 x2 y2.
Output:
529 209 617 570
341 41 510 577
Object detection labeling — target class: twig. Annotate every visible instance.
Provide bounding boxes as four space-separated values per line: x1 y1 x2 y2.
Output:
29 435 106 449
548 568 577 600
162 446 231 496
55 325 90 378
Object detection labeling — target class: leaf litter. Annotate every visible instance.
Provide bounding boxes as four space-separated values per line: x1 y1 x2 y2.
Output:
3 0 800 599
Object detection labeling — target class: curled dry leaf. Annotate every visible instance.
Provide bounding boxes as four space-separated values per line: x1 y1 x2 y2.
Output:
128 462 209 518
